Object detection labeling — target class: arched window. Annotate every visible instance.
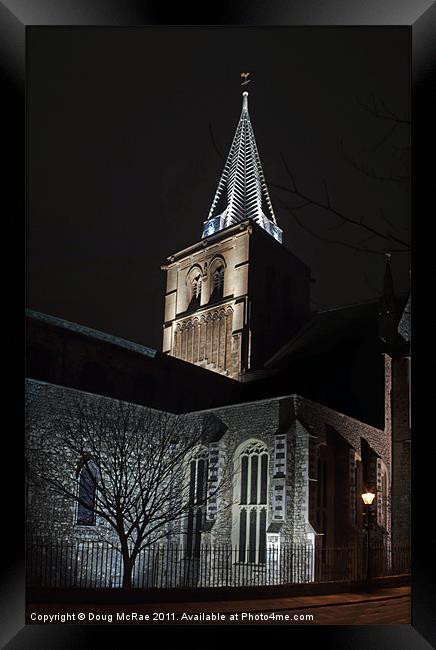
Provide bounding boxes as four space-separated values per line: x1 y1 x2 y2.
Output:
189 274 202 309
76 461 97 526
210 265 224 302
235 441 268 564
186 447 208 558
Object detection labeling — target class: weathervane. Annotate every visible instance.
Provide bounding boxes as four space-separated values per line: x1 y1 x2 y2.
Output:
240 72 251 86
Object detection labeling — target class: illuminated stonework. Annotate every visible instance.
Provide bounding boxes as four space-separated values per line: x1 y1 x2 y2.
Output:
162 223 250 380
162 219 310 379
162 92 312 379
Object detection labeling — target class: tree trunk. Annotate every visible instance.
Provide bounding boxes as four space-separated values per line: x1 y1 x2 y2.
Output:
122 554 134 589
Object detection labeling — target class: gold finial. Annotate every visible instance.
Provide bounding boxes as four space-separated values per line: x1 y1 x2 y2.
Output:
240 72 251 87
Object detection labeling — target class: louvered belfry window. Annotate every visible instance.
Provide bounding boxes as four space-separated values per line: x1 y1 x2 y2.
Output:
210 266 224 302
189 275 202 309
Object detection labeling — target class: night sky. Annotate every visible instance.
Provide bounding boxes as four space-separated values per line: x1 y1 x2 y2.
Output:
27 27 410 350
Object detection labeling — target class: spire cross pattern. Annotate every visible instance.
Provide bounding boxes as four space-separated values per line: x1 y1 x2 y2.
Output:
202 90 283 243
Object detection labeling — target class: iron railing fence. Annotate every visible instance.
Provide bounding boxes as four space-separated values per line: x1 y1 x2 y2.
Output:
26 540 410 589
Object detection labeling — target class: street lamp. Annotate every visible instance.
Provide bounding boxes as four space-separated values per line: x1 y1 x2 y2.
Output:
362 492 376 506
361 490 375 586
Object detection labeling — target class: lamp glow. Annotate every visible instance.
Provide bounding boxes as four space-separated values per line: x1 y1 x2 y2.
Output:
361 491 375 505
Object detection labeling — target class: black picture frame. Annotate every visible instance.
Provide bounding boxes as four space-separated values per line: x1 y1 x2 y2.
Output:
3 1 435 647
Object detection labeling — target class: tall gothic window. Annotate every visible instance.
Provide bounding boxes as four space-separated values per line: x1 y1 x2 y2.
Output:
76 462 97 526
236 441 268 564
210 266 224 302
186 447 208 558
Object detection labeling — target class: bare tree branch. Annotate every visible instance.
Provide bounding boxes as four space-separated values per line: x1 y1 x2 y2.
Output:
379 208 409 236
340 140 408 183
26 390 233 587
276 156 409 250
279 200 407 256
208 93 410 257
358 94 410 125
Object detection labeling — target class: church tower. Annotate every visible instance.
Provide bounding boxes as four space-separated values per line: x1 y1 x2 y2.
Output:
162 91 310 380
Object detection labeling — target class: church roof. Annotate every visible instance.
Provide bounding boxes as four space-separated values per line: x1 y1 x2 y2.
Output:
26 309 157 359
202 91 282 244
26 309 242 414
265 299 381 367
265 293 408 368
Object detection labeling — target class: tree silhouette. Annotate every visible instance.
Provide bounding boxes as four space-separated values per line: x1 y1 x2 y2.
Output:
26 388 230 588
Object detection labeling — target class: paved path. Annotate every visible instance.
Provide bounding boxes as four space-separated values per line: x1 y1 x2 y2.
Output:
27 586 410 625
232 588 411 625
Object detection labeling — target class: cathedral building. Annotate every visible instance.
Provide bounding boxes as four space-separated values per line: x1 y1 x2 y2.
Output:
25 90 410 588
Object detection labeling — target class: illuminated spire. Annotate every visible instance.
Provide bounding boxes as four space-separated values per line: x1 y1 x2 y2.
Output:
202 91 282 243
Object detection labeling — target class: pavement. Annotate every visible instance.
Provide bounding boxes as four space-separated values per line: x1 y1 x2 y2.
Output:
27 585 411 625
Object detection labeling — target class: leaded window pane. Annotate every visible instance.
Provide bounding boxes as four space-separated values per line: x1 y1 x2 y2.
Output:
259 509 267 563
77 465 96 526
186 509 194 558
194 508 202 558
239 509 247 562
189 460 196 505
250 455 258 504
248 510 257 563
196 459 205 503
240 455 248 504
260 453 268 504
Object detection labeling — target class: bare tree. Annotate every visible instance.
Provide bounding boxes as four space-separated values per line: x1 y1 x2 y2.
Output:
274 95 410 256
26 390 230 588
210 94 410 258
